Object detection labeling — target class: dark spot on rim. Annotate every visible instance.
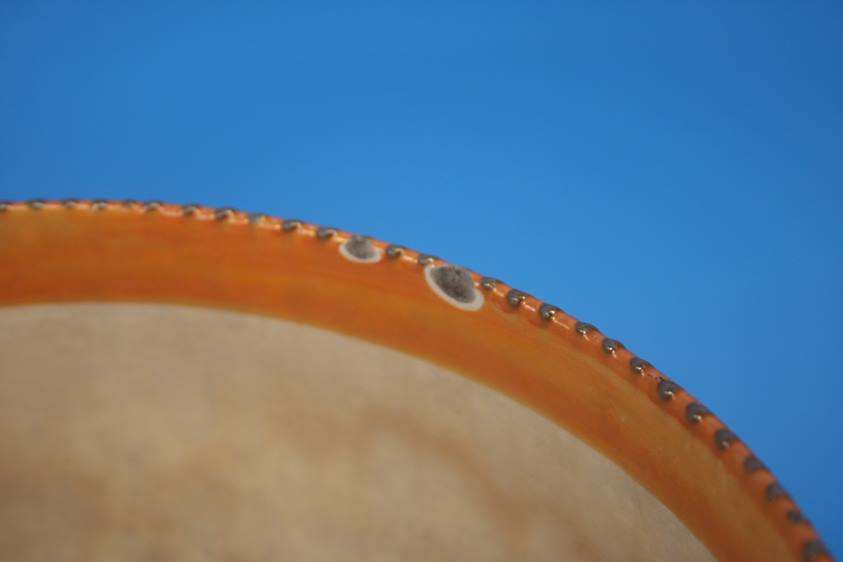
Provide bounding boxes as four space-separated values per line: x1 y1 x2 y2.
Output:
787 510 808 525
506 289 527 307
575 322 597 336
685 402 708 424
344 235 378 260
539 303 560 321
657 379 681 400
385 244 405 259
602 338 622 354
214 207 236 220
430 265 477 304
802 540 829 561
743 455 766 473
281 219 302 232
714 428 738 449
766 483 789 502
629 357 650 375
316 227 337 240
480 277 500 290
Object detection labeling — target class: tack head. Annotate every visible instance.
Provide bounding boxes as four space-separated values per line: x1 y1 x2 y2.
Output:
506 289 527 307
539 303 560 321
281 219 302 232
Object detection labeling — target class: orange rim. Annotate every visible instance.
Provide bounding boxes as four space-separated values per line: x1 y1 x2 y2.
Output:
0 199 833 562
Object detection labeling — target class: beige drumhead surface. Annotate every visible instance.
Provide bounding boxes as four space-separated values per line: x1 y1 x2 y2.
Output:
0 303 716 562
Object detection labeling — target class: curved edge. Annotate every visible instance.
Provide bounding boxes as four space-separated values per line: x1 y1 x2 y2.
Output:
0 198 833 562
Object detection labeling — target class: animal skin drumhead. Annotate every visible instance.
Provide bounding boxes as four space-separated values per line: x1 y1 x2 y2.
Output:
0 201 832 562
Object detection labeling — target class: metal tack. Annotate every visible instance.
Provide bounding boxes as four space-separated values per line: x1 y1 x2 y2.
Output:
316 226 337 240
506 289 528 307
787 510 807 525
214 207 236 221
715 429 738 450
685 402 709 424
480 277 501 290
743 456 766 473
802 540 829 561
766 483 789 502
281 219 302 232
657 379 681 400
539 303 560 321
385 244 405 259
602 338 622 355
629 357 650 376
575 322 597 337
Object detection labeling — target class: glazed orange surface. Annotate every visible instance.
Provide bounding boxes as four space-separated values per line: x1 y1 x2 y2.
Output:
0 201 830 562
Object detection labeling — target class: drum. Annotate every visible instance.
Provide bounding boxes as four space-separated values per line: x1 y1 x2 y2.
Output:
0 200 831 562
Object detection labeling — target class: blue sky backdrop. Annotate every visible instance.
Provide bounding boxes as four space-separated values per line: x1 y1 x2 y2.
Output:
2 0 841 552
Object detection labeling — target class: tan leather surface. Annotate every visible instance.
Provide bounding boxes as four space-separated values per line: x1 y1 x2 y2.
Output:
0 303 715 562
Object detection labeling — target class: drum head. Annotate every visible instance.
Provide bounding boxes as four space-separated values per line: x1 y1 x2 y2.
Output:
0 201 831 562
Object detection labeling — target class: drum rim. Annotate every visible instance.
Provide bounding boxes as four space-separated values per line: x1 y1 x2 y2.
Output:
0 199 832 562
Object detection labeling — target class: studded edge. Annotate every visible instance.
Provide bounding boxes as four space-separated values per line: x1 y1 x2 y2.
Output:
0 199 832 562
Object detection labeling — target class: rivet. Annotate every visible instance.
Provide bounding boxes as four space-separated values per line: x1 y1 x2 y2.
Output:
629 357 650 376
214 207 236 221
27 199 45 210
685 402 709 424
182 203 200 216
657 379 681 400
480 277 501 290
316 226 337 240
575 322 596 337
281 219 302 232
506 289 527 307
91 200 108 211
143 201 162 212
417 254 437 266
766 483 789 502
787 510 808 525
743 456 766 473
802 540 829 561
62 198 79 209
539 303 560 321
385 244 405 259
248 213 265 224
714 429 738 450
602 338 622 355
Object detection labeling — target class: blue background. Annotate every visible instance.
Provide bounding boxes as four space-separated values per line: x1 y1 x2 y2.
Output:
2 0 841 553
